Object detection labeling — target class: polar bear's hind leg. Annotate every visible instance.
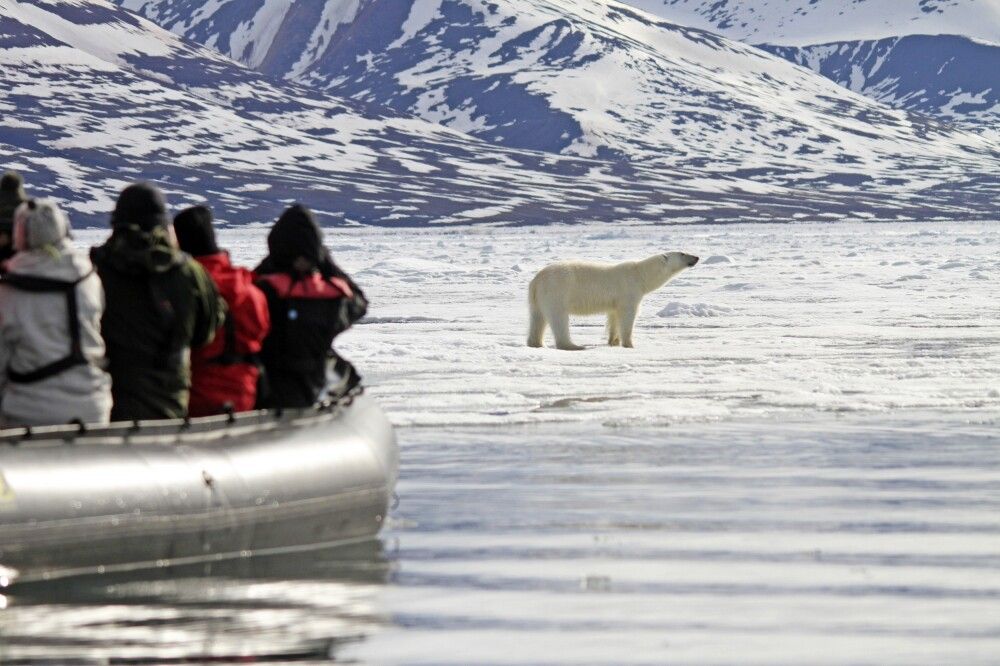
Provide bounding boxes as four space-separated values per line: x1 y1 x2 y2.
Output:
546 306 584 351
527 299 546 347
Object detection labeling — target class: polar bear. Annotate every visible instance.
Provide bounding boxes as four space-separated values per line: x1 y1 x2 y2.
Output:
527 252 699 350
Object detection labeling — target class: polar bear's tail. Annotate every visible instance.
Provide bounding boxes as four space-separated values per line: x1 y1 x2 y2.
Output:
527 279 545 347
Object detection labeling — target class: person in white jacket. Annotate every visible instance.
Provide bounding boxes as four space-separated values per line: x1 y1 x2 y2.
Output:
0 199 112 426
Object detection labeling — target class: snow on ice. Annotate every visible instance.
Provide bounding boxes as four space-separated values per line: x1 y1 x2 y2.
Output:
79 220 995 430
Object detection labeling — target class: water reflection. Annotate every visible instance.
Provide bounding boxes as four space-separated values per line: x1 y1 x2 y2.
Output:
0 540 390 664
3 419 1000 665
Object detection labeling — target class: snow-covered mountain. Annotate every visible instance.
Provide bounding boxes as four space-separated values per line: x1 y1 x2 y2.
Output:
625 0 1000 46
2 0 798 227
2 0 997 226
113 0 997 204
763 35 999 124
628 0 1000 125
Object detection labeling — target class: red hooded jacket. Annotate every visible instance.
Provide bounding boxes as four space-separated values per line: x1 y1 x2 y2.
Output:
189 252 270 416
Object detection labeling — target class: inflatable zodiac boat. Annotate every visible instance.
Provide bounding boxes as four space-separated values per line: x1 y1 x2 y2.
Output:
0 390 397 583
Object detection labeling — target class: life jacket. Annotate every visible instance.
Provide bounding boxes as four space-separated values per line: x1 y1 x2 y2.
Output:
0 271 98 383
255 271 363 407
256 272 353 302
195 253 269 368
184 254 269 417
202 317 250 365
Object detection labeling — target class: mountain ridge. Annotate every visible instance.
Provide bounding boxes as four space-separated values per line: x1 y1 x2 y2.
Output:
623 0 1000 46
110 0 999 192
625 0 1000 126
762 34 999 125
2 0 997 226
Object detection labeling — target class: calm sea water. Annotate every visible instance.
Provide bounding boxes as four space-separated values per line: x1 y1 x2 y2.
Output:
2 415 998 665
3 224 998 663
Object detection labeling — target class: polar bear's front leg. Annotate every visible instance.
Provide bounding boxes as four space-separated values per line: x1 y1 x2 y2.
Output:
618 301 639 348
607 310 621 346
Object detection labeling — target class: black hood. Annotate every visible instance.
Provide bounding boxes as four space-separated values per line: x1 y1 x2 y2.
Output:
0 171 27 233
261 204 326 275
0 171 26 199
174 205 220 257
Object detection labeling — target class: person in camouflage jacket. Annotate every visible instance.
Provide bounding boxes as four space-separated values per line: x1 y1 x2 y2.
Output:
91 183 225 421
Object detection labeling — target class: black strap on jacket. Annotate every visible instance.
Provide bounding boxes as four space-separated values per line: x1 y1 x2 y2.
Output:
206 315 259 366
1 271 94 384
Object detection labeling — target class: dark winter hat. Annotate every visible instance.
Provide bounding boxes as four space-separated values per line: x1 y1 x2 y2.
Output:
174 205 220 257
0 171 26 199
267 204 326 273
0 171 28 234
111 182 169 231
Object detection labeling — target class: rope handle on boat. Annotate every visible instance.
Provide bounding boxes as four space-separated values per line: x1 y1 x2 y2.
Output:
63 418 87 443
320 383 365 412
342 384 365 408
1 383 370 446
2 426 30 445
222 403 236 425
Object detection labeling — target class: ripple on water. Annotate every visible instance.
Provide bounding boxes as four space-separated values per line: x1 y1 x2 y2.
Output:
2 418 999 665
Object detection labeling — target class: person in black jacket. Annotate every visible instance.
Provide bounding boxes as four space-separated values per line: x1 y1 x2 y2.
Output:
91 183 225 420
254 204 367 409
0 171 27 266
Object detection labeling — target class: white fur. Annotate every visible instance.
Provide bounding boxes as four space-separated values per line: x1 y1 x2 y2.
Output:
527 252 699 350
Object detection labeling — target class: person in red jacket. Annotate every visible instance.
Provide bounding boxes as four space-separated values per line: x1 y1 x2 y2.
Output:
173 205 270 416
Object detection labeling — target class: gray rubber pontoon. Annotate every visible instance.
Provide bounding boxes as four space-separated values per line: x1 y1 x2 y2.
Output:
0 391 397 583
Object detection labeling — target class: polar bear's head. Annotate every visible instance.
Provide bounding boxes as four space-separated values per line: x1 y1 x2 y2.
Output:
637 252 699 293
662 252 699 274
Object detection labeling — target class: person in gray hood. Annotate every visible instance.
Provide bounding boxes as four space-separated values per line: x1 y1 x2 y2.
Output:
0 199 112 426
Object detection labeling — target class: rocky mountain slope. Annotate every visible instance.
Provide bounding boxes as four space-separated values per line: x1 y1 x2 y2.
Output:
763 35 999 124
113 1 997 207
624 0 1000 45
628 0 1000 125
0 0 788 226
2 0 997 225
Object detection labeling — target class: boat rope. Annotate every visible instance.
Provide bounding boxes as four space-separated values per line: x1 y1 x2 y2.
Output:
1 381 368 446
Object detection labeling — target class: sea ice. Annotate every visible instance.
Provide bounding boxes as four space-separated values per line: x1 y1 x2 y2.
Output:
124 219 996 430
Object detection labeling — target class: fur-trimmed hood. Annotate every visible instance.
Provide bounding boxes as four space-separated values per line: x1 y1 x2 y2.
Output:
90 225 186 276
7 199 93 282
